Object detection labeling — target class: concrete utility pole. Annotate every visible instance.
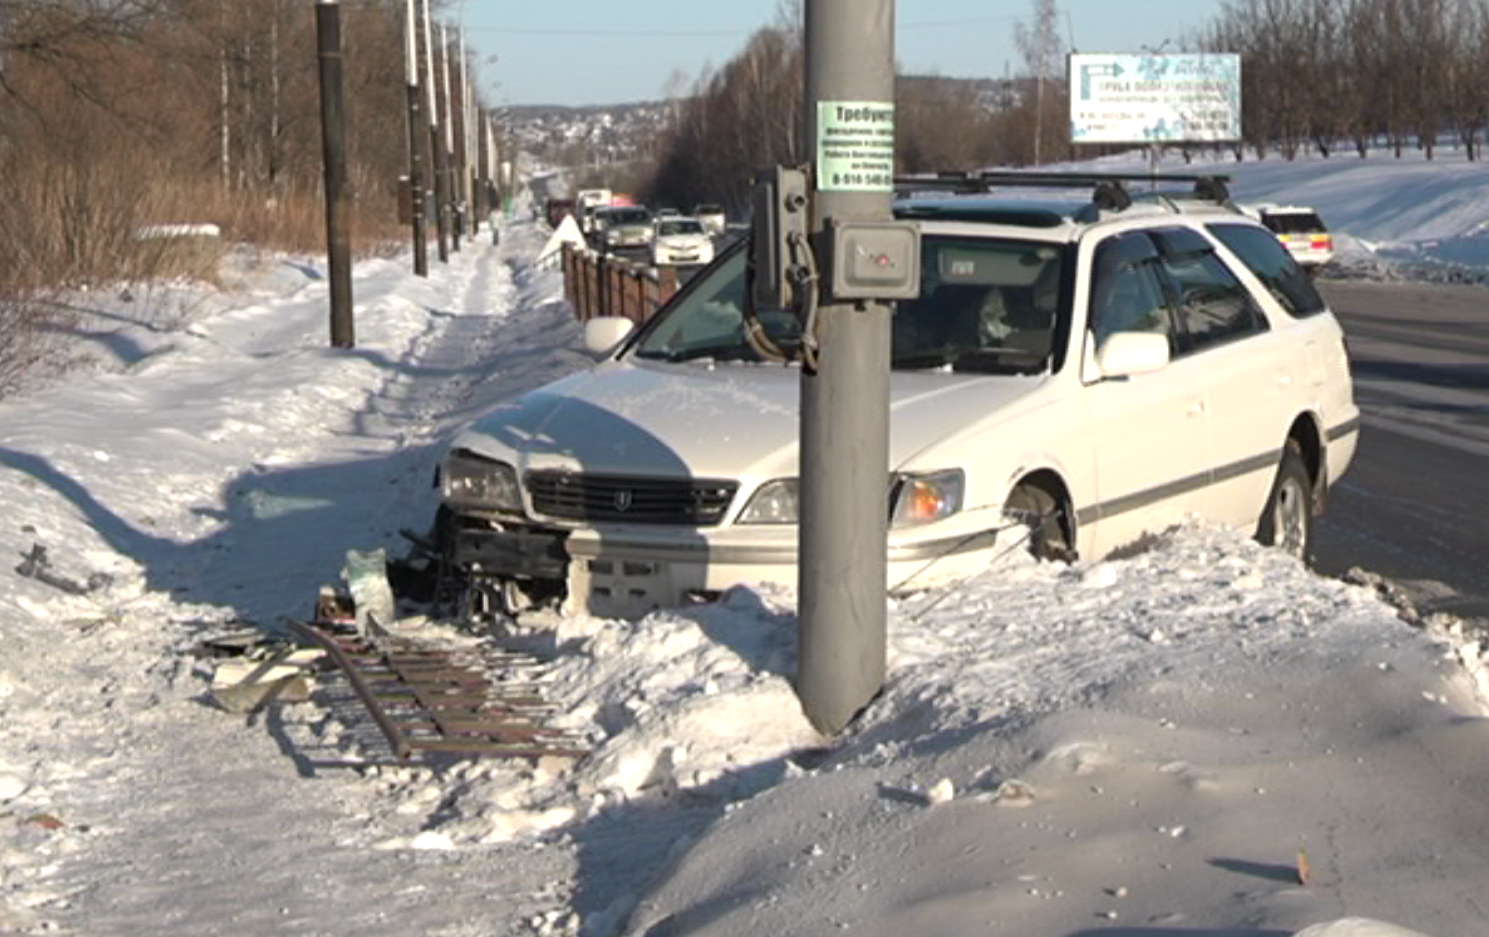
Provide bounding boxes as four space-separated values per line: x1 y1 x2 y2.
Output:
403 0 428 276
440 23 461 250
459 26 477 236
796 0 898 734
315 0 354 348
421 0 449 262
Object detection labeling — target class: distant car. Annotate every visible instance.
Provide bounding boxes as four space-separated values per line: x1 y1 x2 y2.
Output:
655 207 683 219
1243 204 1334 271
543 198 575 229
593 206 654 253
651 216 715 267
575 188 613 237
693 204 726 236
435 172 1359 619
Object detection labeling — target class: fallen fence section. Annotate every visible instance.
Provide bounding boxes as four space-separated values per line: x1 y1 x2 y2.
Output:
287 618 589 763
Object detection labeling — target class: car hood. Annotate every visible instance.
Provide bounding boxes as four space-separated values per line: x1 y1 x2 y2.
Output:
452 359 1047 481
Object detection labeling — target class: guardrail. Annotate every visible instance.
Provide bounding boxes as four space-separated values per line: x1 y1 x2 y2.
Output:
561 244 680 324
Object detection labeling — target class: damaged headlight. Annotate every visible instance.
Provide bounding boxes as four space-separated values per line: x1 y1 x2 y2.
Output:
442 449 521 512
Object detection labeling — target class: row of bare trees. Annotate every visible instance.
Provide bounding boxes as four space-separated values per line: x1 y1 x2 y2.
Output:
0 0 419 279
1201 0 1489 160
641 0 1489 213
639 2 1074 214
0 0 500 393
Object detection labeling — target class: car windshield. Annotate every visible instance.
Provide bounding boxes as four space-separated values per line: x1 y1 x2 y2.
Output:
657 219 705 237
604 208 651 226
631 235 1066 373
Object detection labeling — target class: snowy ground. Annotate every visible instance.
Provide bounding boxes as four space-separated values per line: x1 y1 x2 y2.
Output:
3 150 1489 937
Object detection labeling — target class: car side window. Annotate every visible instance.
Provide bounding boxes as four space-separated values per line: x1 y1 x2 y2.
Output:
1089 234 1174 351
1206 222 1327 318
1150 227 1269 355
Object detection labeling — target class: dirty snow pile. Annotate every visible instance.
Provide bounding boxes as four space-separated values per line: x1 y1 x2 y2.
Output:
1 160 1488 937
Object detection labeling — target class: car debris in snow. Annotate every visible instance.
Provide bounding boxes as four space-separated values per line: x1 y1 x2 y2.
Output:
13 543 112 596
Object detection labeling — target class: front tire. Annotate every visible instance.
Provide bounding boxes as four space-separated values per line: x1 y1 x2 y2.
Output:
1004 483 1074 562
1255 440 1314 563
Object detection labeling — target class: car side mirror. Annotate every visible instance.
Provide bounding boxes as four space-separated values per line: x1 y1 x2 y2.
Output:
583 316 636 355
1095 331 1170 378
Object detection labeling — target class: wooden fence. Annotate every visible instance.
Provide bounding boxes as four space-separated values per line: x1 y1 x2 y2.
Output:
561 245 680 324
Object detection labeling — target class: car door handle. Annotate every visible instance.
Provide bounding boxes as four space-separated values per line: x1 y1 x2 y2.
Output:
1187 399 1206 417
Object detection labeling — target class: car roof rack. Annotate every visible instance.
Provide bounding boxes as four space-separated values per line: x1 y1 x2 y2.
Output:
894 170 1233 213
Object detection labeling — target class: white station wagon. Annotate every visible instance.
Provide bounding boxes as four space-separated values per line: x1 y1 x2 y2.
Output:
437 173 1360 619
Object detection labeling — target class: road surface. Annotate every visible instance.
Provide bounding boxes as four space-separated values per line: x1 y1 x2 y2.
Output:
1315 278 1489 625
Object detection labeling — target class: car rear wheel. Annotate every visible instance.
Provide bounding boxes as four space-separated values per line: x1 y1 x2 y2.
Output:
1255 440 1313 563
1004 482 1073 562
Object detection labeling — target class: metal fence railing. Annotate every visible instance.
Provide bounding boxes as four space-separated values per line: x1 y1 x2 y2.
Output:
561 245 680 324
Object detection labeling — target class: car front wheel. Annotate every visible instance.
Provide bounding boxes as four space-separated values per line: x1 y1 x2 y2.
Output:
1004 482 1073 562
1255 440 1313 563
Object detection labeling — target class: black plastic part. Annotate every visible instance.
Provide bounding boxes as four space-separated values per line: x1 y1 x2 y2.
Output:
453 526 569 580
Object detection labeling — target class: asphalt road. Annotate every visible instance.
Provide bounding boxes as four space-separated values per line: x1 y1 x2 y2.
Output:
1314 278 1489 625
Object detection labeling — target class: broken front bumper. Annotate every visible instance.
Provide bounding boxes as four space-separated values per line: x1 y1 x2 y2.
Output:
451 526 568 580
445 508 1009 620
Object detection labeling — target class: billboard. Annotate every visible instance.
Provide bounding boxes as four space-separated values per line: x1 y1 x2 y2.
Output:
1069 53 1241 144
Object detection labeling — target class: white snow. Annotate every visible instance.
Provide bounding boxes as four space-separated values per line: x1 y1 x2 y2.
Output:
3 146 1489 937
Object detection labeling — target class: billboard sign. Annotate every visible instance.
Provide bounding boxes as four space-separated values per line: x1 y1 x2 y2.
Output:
1069 52 1241 144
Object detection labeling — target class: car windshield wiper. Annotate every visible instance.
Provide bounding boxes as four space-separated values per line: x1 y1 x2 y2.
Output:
890 350 957 370
637 343 762 363
892 346 1045 374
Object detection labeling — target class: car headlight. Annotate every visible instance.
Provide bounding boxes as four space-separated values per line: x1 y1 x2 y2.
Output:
442 449 521 511
737 478 798 524
890 470 964 526
737 470 963 527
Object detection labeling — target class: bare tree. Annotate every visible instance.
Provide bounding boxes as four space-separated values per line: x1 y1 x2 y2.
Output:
1013 0 1064 165
643 25 802 214
896 76 990 173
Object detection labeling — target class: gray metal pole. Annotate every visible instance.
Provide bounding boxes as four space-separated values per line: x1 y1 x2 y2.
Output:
796 0 896 734
315 0 354 348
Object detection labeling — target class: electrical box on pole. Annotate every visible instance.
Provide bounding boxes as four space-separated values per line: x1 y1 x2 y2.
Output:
750 166 811 311
794 0 905 736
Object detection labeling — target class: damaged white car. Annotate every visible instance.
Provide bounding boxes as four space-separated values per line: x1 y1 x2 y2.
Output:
436 173 1359 620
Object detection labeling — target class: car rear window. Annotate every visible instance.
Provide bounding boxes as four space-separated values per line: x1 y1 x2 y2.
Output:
1206 222 1328 318
1262 211 1327 234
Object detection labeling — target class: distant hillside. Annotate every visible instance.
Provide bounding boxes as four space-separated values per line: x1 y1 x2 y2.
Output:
501 76 1018 174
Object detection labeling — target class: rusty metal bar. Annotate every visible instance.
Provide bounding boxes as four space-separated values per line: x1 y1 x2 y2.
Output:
288 619 415 760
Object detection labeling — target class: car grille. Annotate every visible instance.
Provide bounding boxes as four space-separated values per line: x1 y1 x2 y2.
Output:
526 471 738 525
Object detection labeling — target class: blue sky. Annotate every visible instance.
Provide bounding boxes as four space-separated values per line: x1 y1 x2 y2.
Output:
459 0 1228 108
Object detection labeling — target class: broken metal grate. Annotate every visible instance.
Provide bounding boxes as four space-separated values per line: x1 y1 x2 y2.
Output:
287 619 588 763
